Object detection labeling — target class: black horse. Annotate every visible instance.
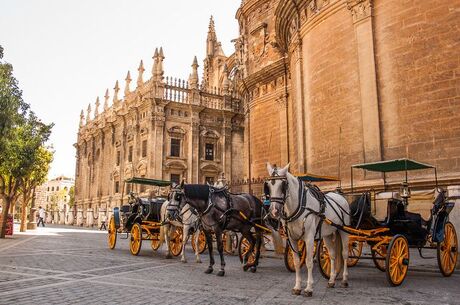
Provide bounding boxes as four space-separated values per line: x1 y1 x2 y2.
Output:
168 181 264 276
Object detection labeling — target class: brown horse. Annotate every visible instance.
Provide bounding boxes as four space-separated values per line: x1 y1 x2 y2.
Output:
167 181 264 276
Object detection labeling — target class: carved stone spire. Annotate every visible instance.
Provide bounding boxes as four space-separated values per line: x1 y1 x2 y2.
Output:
94 96 100 118
152 48 158 77
157 47 164 80
104 89 109 110
188 56 199 90
137 60 144 88
207 16 217 57
125 71 131 96
86 103 92 122
113 80 120 108
79 110 85 127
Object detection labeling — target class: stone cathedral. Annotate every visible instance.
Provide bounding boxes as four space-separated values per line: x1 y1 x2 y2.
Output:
75 0 460 224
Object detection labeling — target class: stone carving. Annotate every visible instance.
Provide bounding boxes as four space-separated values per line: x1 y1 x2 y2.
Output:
347 0 372 23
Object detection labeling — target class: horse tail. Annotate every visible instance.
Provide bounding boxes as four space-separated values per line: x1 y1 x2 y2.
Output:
334 231 344 275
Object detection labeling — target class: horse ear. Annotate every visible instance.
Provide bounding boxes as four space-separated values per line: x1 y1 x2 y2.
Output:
279 163 290 176
266 162 274 175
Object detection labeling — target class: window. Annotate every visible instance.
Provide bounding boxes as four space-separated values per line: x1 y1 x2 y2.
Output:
47 187 49 191
170 138 180 157
56 186 60 191
205 143 214 161
52 187 54 191
115 181 120 194
205 176 214 184
142 140 147 158
128 146 133 162
116 151 121 166
170 174 181 185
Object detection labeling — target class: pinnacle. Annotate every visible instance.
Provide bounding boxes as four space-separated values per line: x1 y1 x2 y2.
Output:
114 80 119 90
159 47 164 58
153 48 158 58
138 60 144 71
125 70 131 81
192 56 198 67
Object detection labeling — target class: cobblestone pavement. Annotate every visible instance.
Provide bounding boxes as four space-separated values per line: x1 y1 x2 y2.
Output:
0 225 459 305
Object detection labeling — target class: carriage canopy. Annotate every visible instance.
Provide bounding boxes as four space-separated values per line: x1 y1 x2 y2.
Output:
124 177 172 187
296 173 340 182
352 158 434 172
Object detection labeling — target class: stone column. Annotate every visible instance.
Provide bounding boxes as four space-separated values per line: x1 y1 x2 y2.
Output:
53 210 59 224
293 39 307 173
27 207 37 230
59 210 65 225
189 115 200 183
277 95 289 166
76 208 84 226
347 0 382 163
86 208 94 227
46 211 52 223
67 208 75 225
447 185 460 268
153 117 165 179
222 115 233 179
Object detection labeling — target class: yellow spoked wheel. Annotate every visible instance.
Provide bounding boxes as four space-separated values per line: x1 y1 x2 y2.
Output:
386 235 409 286
150 232 162 251
169 227 183 257
317 239 342 279
347 240 363 267
238 236 256 265
372 243 387 272
191 231 207 254
107 216 117 250
437 222 458 277
130 223 143 256
284 240 306 272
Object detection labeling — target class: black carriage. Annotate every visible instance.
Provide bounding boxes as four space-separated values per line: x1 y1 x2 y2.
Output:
317 158 458 286
107 177 182 256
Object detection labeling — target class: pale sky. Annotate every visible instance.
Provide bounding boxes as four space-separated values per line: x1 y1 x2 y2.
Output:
0 0 240 179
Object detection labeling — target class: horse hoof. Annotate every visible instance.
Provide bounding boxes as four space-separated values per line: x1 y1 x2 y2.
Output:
165 254 172 259
217 270 225 277
341 282 349 288
292 289 301 295
327 282 335 288
196 259 202 264
303 290 313 297
250 266 257 273
181 259 187 263
204 267 213 274
243 265 250 272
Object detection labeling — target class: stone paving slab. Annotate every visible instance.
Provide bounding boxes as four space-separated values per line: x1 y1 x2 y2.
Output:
0 225 459 305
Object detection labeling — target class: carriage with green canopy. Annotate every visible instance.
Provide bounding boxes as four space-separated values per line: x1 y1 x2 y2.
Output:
107 177 183 256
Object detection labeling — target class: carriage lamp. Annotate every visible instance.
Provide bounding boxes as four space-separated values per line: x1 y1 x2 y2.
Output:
400 182 411 199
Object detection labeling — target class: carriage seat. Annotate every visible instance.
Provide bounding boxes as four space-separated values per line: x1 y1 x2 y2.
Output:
139 197 166 222
349 192 382 229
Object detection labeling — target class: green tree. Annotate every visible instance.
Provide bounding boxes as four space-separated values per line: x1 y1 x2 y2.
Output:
0 46 53 238
68 186 75 209
19 146 53 232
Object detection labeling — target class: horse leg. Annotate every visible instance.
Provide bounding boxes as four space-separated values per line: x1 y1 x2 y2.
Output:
180 224 189 263
164 224 172 259
323 234 337 288
289 237 302 295
340 231 349 287
241 230 255 271
204 230 214 274
215 229 226 276
303 233 315 297
250 231 263 273
194 228 202 263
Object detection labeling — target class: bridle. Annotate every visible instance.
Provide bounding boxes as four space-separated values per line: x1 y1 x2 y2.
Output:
263 168 289 206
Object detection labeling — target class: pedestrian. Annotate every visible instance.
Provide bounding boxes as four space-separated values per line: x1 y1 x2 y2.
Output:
37 206 46 227
99 214 107 230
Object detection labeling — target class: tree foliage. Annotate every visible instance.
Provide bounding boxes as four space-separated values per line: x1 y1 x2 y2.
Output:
0 45 54 237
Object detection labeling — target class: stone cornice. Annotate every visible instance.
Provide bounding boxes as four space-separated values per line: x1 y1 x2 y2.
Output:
237 58 286 93
346 0 372 23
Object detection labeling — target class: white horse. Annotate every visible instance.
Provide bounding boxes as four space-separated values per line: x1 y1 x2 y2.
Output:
159 188 202 263
265 163 350 297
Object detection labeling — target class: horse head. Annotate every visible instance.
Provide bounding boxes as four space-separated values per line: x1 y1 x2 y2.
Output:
166 181 185 221
264 162 290 219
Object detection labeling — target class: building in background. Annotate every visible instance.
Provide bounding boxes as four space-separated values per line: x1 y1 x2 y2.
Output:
35 176 74 224
74 18 245 218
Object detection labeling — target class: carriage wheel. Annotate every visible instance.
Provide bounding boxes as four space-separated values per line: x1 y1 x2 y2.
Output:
150 232 162 251
130 223 142 256
191 231 207 254
284 240 307 272
347 240 363 267
371 243 387 272
223 232 239 255
107 216 117 250
437 222 458 277
386 235 409 286
238 236 256 264
317 239 342 279
169 227 183 257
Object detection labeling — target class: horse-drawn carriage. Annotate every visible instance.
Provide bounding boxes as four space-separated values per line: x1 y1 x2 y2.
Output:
317 158 458 286
107 177 183 256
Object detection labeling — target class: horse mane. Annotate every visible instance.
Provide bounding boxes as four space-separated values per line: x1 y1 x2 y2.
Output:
184 184 209 201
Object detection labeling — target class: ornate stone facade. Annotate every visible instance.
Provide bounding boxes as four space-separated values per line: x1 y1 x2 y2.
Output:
235 0 460 193
75 18 244 218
